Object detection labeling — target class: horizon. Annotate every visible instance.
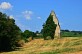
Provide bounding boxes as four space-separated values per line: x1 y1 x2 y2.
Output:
0 0 82 32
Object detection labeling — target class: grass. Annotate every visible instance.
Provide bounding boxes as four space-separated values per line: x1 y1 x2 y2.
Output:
0 37 82 54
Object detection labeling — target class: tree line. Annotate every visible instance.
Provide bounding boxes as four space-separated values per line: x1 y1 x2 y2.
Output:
0 12 38 51
61 30 82 37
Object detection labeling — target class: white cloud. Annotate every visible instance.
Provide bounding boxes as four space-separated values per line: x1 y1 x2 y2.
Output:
22 10 33 20
37 17 41 19
9 15 14 19
0 2 12 10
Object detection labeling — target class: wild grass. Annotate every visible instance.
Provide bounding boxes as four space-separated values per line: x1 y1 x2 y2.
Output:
1 37 82 54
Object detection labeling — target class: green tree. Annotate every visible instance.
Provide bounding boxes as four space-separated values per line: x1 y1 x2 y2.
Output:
22 30 36 42
0 12 22 51
41 14 57 40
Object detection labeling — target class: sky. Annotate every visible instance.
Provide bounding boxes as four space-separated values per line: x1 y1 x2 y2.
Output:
0 0 82 32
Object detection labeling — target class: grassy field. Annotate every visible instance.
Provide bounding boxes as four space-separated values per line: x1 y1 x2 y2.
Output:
1 37 82 54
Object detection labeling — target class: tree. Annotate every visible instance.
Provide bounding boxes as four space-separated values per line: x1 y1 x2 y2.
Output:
22 30 36 42
0 12 22 51
35 31 39 34
41 14 57 40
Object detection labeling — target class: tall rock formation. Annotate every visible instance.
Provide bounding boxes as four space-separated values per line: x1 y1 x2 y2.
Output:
50 11 60 38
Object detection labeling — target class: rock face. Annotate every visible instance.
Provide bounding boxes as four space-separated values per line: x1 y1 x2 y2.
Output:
50 11 60 38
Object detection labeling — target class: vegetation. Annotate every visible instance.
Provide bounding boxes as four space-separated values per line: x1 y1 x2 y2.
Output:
21 30 37 42
61 30 82 37
0 12 22 51
0 12 38 51
0 12 82 54
41 14 57 40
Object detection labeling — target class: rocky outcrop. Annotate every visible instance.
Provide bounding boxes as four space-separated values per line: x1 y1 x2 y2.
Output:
51 11 60 38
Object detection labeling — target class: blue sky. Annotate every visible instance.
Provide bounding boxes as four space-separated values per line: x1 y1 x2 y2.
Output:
0 0 82 32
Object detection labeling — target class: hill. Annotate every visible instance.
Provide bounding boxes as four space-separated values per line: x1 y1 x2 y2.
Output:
1 37 82 54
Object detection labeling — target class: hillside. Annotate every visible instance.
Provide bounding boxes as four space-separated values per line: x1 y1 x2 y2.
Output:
1 37 82 54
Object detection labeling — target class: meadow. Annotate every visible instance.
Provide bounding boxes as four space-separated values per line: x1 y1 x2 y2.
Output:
1 37 82 54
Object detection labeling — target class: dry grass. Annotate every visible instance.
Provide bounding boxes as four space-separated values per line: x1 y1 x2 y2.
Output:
1 37 82 54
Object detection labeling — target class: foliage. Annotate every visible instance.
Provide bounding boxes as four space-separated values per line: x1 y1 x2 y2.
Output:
0 12 22 51
35 31 39 34
22 30 37 42
41 14 57 40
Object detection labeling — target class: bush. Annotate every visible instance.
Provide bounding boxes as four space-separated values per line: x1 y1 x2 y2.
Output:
16 40 25 47
22 30 37 42
27 36 33 42
46 36 51 40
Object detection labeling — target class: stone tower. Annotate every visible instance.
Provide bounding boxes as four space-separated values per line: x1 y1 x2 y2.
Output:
50 11 60 38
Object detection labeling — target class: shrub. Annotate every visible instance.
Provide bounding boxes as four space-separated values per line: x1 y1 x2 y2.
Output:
16 40 25 47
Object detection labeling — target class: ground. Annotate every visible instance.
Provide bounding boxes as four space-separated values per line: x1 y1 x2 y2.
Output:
0 37 82 54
